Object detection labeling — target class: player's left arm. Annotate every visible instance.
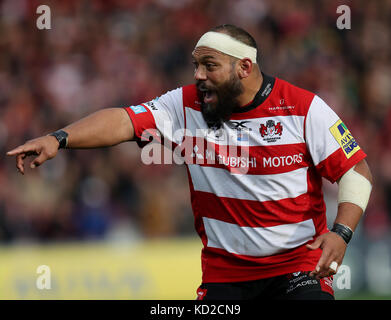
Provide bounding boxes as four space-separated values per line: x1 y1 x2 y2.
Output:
307 158 373 279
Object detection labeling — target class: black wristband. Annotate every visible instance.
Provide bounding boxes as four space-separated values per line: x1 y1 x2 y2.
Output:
48 130 68 149
331 223 353 244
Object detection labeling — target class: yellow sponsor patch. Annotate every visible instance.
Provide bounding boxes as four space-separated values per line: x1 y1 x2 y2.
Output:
329 119 360 159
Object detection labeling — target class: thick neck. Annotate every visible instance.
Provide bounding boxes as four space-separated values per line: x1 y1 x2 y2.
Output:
236 71 263 107
233 72 276 113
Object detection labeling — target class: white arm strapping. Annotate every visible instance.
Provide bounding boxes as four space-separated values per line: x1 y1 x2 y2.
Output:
338 166 372 212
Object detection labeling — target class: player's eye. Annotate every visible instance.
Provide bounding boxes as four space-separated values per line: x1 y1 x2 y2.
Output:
205 63 216 70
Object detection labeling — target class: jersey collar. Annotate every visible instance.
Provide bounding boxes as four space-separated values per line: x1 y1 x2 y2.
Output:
233 72 275 113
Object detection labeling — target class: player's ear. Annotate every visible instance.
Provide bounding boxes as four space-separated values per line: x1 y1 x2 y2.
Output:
237 58 252 79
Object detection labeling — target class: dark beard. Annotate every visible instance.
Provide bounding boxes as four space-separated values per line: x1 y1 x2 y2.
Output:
196 74 244 129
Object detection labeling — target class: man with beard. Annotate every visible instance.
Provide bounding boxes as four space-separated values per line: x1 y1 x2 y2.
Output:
196 59 245 128
7 24 372 300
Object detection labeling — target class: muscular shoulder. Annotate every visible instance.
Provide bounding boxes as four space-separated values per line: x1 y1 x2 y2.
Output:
274 78 316 115
156 87 184 109
181 84 201 111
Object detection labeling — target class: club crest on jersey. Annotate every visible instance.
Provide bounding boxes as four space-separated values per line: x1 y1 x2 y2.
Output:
260 120 283 143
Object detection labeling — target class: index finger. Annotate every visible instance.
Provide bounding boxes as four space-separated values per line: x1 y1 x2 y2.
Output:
7 144 31 156
310 247 332 279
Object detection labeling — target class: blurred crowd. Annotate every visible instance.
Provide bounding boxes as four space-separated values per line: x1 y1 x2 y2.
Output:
1 0 390 243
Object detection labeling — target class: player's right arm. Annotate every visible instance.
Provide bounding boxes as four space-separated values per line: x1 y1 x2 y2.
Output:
6 108 134 174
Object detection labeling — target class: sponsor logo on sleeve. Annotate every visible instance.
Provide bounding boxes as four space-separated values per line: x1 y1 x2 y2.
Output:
145 101 158 110
130 105 147 114
329 119 360 159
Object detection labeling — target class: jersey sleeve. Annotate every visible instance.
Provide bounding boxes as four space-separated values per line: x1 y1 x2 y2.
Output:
124 87 185 148
305 95 366 183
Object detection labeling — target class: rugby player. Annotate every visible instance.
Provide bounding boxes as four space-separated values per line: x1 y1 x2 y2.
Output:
7 24 372 300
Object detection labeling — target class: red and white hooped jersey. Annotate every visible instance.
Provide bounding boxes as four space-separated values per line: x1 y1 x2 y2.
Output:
124 75 366 283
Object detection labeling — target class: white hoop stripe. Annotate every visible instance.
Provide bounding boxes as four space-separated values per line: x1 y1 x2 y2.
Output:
195 31 257 63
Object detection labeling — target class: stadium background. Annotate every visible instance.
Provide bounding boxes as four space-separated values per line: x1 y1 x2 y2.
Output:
1 0 391 299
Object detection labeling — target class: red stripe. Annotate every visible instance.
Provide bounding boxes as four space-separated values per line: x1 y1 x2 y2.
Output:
320 276 334 296
182 84 201 112
316 148 367 182
184 103 202 112
200 245 321 283
192 190 326 228
177 137 311 175
124 106 157 139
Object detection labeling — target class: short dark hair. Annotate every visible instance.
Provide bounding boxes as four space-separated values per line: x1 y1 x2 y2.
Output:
210 24 258 53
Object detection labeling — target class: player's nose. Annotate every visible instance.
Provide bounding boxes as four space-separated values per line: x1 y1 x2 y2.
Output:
194 66 207 81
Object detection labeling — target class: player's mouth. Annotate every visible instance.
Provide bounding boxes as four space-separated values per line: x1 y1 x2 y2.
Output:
204 90 217 104
198 86 218 104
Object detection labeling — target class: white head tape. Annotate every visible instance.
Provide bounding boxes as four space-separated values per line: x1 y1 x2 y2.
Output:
195 31 257 63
